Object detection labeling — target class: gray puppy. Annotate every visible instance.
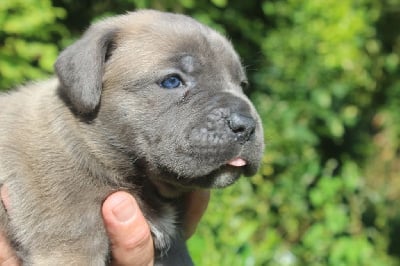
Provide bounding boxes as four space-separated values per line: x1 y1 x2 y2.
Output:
0 10 264 265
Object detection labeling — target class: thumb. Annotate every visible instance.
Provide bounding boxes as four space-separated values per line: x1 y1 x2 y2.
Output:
102 191 154 266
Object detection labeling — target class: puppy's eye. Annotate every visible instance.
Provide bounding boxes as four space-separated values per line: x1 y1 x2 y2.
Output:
160 75 183 89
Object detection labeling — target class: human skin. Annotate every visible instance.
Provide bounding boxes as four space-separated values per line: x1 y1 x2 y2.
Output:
0 187 210 266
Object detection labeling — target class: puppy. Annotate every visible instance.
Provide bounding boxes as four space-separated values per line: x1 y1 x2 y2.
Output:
0 10 264 265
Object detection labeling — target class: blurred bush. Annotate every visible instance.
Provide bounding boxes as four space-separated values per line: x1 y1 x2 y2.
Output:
0 0 68 89
1 0 399 265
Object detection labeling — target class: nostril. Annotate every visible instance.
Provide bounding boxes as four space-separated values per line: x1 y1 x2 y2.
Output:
229 122 246 134
227 113 256 142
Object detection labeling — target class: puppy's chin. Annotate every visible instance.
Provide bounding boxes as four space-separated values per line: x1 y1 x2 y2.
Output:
187 165 244 188
150 165 250 199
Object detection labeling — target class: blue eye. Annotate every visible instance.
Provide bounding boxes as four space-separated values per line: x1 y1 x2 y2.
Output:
160 75 183 89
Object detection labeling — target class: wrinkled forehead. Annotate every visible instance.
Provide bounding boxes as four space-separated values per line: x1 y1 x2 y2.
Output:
110 11 246 79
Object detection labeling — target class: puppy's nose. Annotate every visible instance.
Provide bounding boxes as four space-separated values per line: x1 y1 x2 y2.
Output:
228 113 256 143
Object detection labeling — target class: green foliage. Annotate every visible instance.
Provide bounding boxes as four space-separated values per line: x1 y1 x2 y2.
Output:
1 0 400 265
184 1 400 265
0 0 67 90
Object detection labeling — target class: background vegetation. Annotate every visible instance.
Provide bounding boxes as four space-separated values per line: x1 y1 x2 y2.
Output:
1 0 399 265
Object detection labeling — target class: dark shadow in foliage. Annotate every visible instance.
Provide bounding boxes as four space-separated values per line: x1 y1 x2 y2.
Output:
388 215 400 259
375 3 400 259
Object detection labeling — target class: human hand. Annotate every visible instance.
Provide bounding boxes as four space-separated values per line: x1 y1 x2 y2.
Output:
0 186 210 266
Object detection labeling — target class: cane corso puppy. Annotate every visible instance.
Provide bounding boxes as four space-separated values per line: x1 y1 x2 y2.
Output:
0 10 264 265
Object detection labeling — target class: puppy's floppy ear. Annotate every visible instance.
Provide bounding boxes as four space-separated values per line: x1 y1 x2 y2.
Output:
55 23 117 114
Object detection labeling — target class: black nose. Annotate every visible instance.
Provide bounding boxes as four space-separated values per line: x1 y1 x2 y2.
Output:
227 113 256 143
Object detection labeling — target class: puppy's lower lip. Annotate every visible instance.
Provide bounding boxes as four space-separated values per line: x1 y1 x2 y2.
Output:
227 157 247 167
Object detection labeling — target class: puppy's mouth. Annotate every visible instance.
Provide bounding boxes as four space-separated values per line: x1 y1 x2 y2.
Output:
150 156 249 198
226 157 247 167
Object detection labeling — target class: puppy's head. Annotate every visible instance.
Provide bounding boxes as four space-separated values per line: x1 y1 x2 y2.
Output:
55 10 264 195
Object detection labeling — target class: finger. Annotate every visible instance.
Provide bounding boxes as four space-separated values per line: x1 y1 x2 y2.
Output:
0 231 20 266
102 191 154 266
183 190 210 239
1 185 10 211
0 187 20 266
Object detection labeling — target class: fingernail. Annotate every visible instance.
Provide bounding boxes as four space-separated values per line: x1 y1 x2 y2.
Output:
111 194 136 222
